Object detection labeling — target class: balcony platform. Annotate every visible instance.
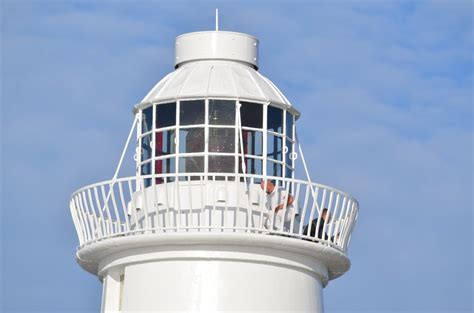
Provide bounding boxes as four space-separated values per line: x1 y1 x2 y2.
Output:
77 232 350 285
70 174 358 283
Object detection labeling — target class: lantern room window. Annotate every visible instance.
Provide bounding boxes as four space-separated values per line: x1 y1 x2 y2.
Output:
267 133 283 161
179 156 204 173
138 99 296 180
155 130 175 157
180 100 205 125
209 128 235 153
267 106 283 133
179 128 205 153
209 155 235 173
141 134 153 161
285 111 294 139
240 101 263 128
142 106 153 133
209 99 235 125
242 130 263 156
156 102 176 129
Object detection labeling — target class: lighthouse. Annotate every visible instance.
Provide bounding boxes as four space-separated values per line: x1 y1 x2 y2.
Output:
70 28 359 313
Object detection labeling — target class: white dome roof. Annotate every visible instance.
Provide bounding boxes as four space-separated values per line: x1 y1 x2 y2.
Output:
138 61 299 117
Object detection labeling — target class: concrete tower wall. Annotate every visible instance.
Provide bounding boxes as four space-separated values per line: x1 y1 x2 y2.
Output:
89 234 344 312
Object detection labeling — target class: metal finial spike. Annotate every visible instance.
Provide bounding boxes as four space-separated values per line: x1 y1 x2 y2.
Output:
215 8 219 31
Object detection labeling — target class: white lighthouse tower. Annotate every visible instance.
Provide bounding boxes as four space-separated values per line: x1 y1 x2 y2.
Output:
70 27 359 313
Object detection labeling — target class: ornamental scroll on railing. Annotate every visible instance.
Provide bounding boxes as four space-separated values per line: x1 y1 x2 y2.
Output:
70 174 358 253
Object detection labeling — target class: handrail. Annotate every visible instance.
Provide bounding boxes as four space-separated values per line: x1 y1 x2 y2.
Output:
70 173 359 254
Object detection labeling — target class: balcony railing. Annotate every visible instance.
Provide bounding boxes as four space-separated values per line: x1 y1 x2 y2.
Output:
70 174 359 253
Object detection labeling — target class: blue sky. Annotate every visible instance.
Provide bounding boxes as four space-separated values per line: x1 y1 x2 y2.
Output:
1 0 472 312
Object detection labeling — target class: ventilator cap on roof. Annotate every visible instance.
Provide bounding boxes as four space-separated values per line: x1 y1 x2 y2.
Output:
175 31 259 69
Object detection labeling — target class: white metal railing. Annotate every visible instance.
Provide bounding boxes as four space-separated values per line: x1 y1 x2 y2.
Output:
70 174 359 253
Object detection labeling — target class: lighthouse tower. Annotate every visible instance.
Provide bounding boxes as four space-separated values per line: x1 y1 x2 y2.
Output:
70 28 359 313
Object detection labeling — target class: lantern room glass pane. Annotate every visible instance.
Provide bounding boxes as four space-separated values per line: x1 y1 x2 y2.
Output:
180 100 205 125
140 162 152 187
156 102 176 129
267 161 282 177
209 128 235 153
240 102 263 128
155 130 175 157
240 130 263 156
268 105 283 133
179 156 204 173
209 155 235 173
140 162 151 175
242 157 263 175
209 100 236 125
142 107 153 133
286 112 294 140
267 133 283 161
155 157 175 175
141 134 153 161
285 139 293 168
179 128 204 153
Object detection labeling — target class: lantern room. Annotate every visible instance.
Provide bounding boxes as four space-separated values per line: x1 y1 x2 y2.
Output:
135 31 300 185
137 99 297 182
